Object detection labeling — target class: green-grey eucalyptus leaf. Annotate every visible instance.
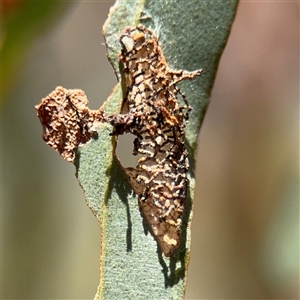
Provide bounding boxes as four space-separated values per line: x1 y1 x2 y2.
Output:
76 0 238 299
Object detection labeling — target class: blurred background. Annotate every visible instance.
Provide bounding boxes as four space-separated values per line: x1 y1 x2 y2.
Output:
2 1 299 299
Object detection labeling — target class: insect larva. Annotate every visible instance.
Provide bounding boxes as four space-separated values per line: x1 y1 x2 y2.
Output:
111 25 202 256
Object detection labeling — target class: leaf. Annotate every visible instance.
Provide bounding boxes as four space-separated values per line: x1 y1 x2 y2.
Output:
76 0 238 299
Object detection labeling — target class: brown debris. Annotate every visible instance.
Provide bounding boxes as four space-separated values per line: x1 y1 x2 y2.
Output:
36 86 103 162
110 25 202 256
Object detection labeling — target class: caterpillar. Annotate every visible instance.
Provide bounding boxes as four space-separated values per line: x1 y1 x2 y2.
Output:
111 25 202 256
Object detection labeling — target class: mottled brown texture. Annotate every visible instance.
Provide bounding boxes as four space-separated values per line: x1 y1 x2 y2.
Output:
36 86 103 162
110 25 202 256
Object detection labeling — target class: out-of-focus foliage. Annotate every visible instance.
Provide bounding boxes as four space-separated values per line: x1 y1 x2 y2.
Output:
1 1 71 101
